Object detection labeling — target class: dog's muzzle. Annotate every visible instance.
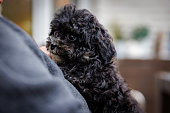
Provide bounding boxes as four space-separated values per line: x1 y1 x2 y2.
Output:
51 54 63 63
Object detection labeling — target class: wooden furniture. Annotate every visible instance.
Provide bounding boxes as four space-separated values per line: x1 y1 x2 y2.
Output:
156 73 170 113
119 59 170 113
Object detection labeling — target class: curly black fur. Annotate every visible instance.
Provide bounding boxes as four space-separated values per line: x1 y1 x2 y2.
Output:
47 4 143 113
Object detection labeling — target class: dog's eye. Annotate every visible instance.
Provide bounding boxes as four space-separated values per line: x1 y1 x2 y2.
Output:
54 31 58 37
68 35 77 41
51 44 57 50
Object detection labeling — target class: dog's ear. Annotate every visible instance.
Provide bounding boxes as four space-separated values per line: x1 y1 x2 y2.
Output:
95 29 116 65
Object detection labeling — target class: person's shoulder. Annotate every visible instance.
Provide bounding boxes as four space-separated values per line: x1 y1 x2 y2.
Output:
0 16 17 29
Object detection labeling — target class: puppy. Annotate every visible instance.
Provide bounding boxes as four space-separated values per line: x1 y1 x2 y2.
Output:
47 4 143 113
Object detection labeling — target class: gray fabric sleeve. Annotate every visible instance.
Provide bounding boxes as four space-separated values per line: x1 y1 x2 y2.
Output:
0 17 90 113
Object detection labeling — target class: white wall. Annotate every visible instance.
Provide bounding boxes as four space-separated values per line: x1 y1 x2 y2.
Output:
77 0 170 59
32 0 54 46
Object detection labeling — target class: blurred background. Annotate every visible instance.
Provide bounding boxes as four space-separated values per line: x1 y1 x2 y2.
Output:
1 0 170 113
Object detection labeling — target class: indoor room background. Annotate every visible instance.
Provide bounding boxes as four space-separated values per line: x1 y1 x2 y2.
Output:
1 0 170 113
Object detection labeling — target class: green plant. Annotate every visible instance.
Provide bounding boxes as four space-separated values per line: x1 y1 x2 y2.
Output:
132 26 149 41
112 23 124 40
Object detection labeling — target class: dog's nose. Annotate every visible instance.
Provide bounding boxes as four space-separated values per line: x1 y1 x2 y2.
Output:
51 44 57 50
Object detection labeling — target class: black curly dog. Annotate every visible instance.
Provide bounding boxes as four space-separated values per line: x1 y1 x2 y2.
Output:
47 4 143 113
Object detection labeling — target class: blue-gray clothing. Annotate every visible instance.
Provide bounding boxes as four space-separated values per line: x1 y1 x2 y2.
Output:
0 17 90 113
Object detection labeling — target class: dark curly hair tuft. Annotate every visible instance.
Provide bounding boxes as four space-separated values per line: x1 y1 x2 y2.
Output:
46 4 143 113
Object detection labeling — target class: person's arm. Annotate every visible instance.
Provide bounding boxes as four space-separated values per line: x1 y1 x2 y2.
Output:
0 17 90 113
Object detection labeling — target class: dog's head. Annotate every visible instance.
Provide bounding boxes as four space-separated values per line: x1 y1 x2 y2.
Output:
47 4 116 66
